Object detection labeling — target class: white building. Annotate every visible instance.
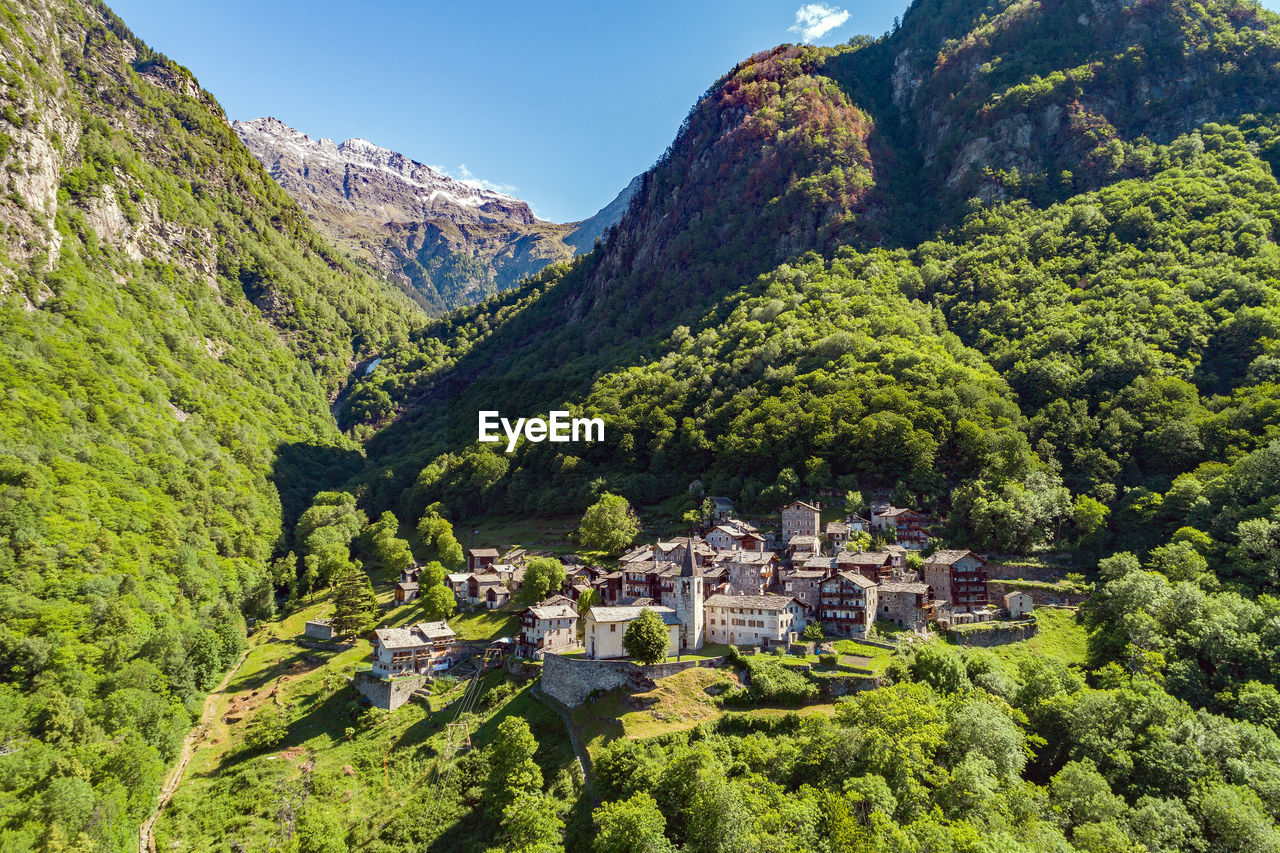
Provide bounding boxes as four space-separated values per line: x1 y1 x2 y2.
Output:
584 606 681 660
1004 590 1034 618
704 594 807 647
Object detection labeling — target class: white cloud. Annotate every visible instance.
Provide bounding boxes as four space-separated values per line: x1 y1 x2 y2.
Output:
788 3 851 42
430 162 519 197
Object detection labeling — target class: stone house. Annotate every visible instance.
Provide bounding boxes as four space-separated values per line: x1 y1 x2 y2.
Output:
467 547 499 572
876 582 937 630
787 534 821 561
303 619 334 640
847 512 871 533
1004 590 1034 618
368 621 458 678
819 571 879 637
710 496 735 520
714 550 777 595
825 520 850 549
780 500 822 543
518 599 579 658
704 593 807 647
870 506 931 549
924 550 989 612
467 573 510 609
705 519 765 552
394 580 419 604
584 606 681 660
781 568 829 611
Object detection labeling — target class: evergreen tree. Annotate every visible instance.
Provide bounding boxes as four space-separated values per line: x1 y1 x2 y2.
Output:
330 562 379 640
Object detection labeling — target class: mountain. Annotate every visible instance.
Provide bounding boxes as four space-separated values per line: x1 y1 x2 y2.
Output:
352 0 1280 530
0 1 424 848
234 117 636 313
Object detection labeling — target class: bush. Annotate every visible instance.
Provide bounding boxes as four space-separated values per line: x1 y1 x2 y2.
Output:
819 653 839 668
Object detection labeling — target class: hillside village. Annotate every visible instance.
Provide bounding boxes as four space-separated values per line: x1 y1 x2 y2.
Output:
331 498 1042 710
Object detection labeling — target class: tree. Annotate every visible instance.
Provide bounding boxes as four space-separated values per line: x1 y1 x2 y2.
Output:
521 557 567 604
245 705 288 752
501 790 564 852
844 490 866 518
420 584 456 622
330 563 378 640
592 792 672 853
578 493 640 555
802 623 824 642
623 610 670 664
486 717 543 817
845 529 872 552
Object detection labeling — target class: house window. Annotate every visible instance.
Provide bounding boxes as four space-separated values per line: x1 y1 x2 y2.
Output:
610 624 616 632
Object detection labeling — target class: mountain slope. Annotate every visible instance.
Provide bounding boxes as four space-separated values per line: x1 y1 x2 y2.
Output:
354 0 1280 537
0 1 422 848
235 117 635 313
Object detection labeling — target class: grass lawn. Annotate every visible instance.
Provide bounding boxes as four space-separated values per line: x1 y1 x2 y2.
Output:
443 606 521 641
831 639 897 675
943 608 1089 667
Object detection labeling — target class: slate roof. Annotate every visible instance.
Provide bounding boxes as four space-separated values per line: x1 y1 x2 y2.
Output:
527 604 578 620
878 582 930 595
822 570 878 589
926 549 984 566
587 605 681 625
372 621 456 649
704 593 801 610
468 547 500 557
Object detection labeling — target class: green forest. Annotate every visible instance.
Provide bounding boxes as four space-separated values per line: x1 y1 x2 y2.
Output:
5 0 1280 849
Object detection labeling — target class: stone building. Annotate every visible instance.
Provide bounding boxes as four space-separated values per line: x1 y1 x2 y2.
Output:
780 500 821 543
924 550 989 612
875 581 936 630
819 571 878 637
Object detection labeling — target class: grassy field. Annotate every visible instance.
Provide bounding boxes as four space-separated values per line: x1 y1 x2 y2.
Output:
944 608 1089 667
155 594 576 851
831 639 898 675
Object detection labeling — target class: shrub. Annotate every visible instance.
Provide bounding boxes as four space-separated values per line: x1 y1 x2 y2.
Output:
819 653 839 668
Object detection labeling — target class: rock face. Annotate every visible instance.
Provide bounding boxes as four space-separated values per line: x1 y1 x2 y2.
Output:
234 117 632 313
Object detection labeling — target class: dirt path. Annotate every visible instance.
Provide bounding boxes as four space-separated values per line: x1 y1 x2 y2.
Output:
138 649 249 853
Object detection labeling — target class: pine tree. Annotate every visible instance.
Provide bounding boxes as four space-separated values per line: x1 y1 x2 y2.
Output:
330 561 378 640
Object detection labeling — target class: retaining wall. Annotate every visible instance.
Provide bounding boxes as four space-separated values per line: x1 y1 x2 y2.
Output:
541 653 726 707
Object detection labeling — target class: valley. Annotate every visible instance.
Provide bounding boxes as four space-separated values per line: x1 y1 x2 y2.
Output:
3 0 1280 850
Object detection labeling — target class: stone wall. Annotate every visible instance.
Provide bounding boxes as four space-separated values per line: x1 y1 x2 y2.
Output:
945 619 1038 647
352 670 426 711
987 580 1087 607
541 653 726 707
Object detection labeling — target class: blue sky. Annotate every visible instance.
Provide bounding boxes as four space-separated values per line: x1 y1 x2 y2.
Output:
111 0 1280 223
107 1 904 222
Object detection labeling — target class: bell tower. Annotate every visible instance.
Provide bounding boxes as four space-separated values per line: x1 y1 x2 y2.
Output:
675 537 704 651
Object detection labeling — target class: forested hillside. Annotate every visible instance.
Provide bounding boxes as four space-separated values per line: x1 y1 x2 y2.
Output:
351 0 1280 561
0 0 422 848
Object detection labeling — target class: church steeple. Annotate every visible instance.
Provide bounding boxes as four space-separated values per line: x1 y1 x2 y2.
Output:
680 535 698 577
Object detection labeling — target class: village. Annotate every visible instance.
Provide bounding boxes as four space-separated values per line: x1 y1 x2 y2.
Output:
313 499 1042 711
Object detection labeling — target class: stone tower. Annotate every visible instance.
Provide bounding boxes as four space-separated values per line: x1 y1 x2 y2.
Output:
675 537 704 652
